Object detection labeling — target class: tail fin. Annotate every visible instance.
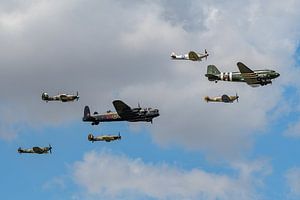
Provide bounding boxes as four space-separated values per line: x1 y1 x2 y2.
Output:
171 52 176 59
83 106 91 121
207 65 220 75
88 134 94 141
205 65 221 81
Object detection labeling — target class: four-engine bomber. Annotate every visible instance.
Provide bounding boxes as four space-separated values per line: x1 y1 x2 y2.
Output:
83 100 159 125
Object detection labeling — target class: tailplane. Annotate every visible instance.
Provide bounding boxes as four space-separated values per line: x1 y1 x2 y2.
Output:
205 65 221 81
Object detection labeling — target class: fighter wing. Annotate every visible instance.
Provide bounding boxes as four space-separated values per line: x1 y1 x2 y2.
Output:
60 94 69 101
188 51 200 61
32 147 44 154
221 95 231 103
237 62 261 86
113 100 135 118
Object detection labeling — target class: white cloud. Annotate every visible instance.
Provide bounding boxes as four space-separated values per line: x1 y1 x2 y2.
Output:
285 167 300 198
285 121 300 137
72 151 271 200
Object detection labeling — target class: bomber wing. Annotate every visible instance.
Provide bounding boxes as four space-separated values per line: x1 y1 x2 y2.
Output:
188 51 200 61
113 100 135 119
237 62 260 87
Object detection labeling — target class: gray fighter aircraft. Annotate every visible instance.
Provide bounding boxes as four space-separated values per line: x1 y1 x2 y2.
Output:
42 92 79 102
83 100 159 125
88 133 121 142
18 145 52 154
171 49 209 61
205 62 280 87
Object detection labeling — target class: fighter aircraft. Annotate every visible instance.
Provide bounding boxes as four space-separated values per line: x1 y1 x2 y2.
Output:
17 145 52 154
204 93 239 103
171 49 209 61
42 92 79 102
205 62 280 87
82 100 159 125
88 133 121 142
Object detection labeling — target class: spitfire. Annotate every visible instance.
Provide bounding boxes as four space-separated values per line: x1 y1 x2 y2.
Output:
18 145 52 154
171 50 209 61
42 92 79 102
88 133 121 142
205 62 280 87
83 100 159 125
204 94 239 103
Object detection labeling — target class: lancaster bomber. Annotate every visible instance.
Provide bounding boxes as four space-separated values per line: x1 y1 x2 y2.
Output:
88 133 121 142
205 62 280 87
42 92 79 102
18 145 52 154
83 100 159 125
204 93 239 103
171 50 209 61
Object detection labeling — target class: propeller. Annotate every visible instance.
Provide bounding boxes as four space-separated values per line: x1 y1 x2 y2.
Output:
205 49 208 60
48 144 52 154
118 132 121 140
76 91 79 101
235 92 239 103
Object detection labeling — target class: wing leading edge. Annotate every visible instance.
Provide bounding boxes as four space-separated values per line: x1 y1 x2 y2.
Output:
237 62 260 87
112 100 134 118
188 51 200 61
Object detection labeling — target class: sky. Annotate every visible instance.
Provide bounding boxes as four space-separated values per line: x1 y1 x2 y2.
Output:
1 0 300 199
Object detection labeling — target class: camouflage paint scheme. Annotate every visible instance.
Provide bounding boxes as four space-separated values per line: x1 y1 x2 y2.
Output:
42 92 79 102
171 50 209 61
18 145 52 154
204 94 239 103
88 133 121 142
83 100 159 125
205 62 280 87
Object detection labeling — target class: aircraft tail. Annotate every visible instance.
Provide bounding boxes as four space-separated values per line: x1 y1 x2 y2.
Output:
205 65 221 81
83 106 91 121
171 52 176 59
88 134 94 141
207 65 220 75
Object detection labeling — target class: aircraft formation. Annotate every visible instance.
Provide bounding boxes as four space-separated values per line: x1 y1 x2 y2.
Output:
18 49 280 154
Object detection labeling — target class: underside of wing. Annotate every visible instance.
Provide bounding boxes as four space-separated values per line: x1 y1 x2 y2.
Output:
113 100 134 118
237 62 260 86
188 51 200 61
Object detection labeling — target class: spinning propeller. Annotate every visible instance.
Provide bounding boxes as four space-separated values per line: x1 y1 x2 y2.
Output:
48 144 52 154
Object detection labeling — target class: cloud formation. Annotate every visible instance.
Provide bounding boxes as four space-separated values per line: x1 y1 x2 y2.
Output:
285 167 300 198
72 151 270 200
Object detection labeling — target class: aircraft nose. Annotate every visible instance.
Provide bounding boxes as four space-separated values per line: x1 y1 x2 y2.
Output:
275 72 280 77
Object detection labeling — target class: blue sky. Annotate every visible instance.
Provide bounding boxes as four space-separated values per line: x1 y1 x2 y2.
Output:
1 0 300 199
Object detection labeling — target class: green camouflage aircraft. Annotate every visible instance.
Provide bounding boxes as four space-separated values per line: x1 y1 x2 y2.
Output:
42 92 79 102
205 62 280 87
18 145 52 154
88 133 121 142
